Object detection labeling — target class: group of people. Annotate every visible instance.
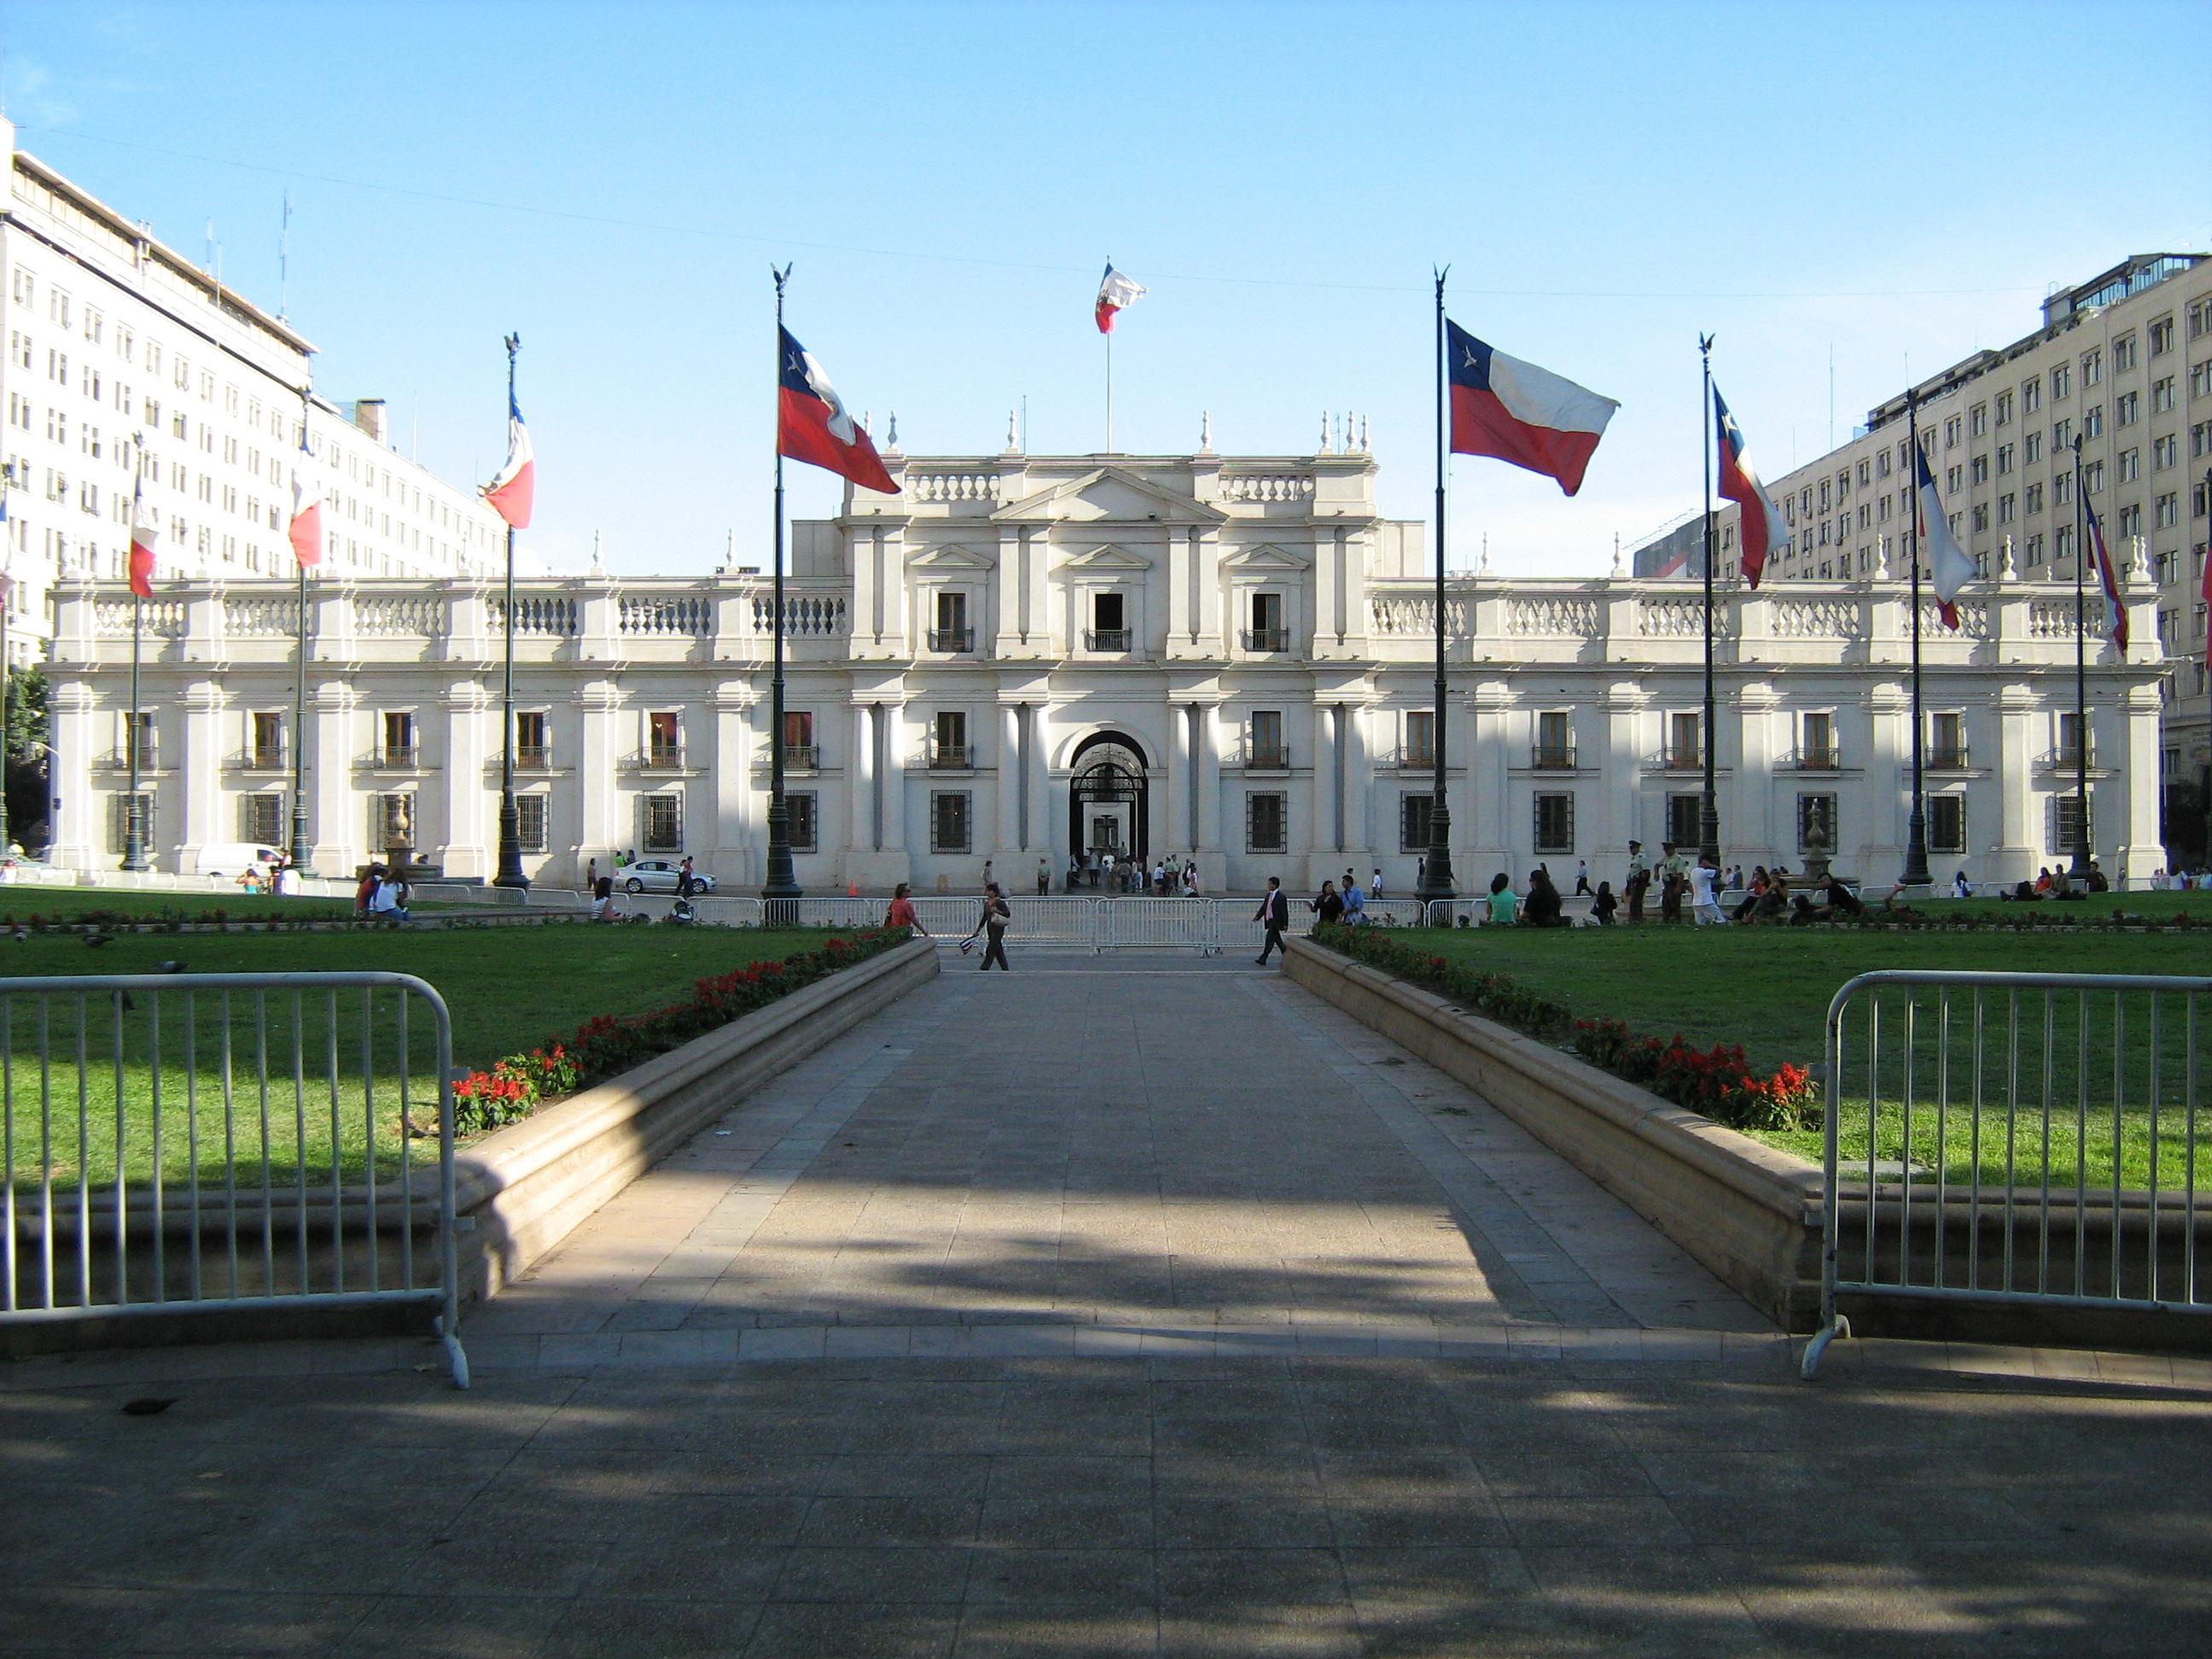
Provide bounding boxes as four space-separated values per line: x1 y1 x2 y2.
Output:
352 863 411 923
1065 852 1203 896
233 853 304 896
887 879 1012 969
1302 867 1389 928
2149 868 2204 890
2000 863 2112 902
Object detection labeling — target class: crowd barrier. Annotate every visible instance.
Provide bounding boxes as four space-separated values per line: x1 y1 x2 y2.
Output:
1802 969 2212 1377
0 971 469 1385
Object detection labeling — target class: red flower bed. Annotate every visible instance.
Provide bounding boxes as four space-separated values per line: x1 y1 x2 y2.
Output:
451 928 905 1132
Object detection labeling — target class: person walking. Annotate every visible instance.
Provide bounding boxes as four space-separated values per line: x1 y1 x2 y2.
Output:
1037 856 1051 896
1254 876 1290 966
981 858 994 893
1690 853 1724 926
585 855 598 894
1574 859 1591 898
1625 841 1650 923
677 856 696 899
1370 868 1385 903
967 882 1012 970
886 881 928 935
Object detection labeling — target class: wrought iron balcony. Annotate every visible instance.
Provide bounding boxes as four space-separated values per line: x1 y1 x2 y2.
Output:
1085 627 1132 651
1791 745 1842 771
362 742 420 771
2041 744 2098 771
97 745 160 772
1395 747 1437 771
926 626 975 653
780 742 819 771
1245 746 1292 774
224 747 288 771
513 743 554 772
1241 627 1290 653
926 741 975 771
1925 745 1971 771
1531 743 1578 771
620 747 688 774
1647 748 1703 772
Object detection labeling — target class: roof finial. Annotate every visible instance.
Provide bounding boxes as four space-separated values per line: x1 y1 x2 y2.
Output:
1999 533 2016 582
1318 410 1330 454
590 529 604 575
1198 410 1214 454
1358 414 1369 453
1610 533 1624 579
1479 533 1492 577
883 410 900 454
1005 410 1021 454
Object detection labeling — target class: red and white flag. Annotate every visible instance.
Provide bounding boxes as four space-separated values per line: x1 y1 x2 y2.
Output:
128 475 159 598
1095 264 1145 334
483 392 534 529
288 461 323 569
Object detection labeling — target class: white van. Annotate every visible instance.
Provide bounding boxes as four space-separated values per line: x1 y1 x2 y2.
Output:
193 842 282 878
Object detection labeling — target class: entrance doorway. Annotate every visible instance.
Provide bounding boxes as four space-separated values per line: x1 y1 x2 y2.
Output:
1068 731 1150 879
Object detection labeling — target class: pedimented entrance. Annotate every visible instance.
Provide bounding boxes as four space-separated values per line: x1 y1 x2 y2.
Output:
1068 730 1150 870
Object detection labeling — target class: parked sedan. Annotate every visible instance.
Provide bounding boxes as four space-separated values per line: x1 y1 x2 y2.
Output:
620 859 718 895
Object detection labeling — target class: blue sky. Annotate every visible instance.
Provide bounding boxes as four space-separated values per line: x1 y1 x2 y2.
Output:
6 0 2207 576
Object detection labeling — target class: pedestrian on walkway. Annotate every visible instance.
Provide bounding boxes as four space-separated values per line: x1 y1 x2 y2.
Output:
1690 853 1724 926
585 856 597 894
1254 876 1290 965
677 856 696 899
1342 874 1366 925
886 881 928 935
1575 859 1591 897
1037 857 1051 896
981 858 994 893
1625 841 1649 923
967 882 1012 970
1370 868 1385 902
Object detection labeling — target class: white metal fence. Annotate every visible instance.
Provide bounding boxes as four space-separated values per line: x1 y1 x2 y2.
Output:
1802 969 2212 1378
0 971 469 1385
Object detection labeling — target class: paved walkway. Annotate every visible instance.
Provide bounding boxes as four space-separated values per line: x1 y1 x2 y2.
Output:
5 957 2212 1656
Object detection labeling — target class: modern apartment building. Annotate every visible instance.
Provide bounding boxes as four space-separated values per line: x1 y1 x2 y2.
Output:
0 115 507 669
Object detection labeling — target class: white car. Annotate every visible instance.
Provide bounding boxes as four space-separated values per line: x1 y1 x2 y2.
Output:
619 859 717 895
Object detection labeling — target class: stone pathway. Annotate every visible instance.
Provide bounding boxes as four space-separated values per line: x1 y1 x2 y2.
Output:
5 956 2212 1656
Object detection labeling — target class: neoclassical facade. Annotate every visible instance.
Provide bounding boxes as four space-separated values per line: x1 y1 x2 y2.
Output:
43 446 2168 892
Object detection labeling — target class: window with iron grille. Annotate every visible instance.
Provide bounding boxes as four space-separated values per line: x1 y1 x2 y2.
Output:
931 791 970 853
1797 793 1837 852
643 794 684 853
1929 795 1965 856
1666 794 1702 848
375 792 416 850
516 794 548 853
788 792 818 853
108 792 154 854
1400 792 1433 853
1246 791 1287 853
2046 794 2092 857
1534 793 1575 854
240 792 282 846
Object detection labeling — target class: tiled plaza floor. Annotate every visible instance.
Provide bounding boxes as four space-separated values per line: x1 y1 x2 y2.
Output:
5 955 2211 1655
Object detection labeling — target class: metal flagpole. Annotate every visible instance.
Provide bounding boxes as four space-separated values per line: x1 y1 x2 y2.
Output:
1417 267 1457 905
1106 327 1114 454
0 469 11 858
2068 435 2091 879
1698 335 1720 868
123 581 147 871
288 385 315 876
492 334 527 889
1900 390 1931 888
763 265 800 911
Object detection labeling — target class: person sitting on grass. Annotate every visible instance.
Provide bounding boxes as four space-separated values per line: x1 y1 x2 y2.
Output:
2034 866 2054 895
589 876 623 923
2085 860 2110 894
1823 876 1866 918
1730 865 1770 923
1521 866 1565 927
1484 871 1518 927
1953 870 1972 899
1590 880 1618 926
368 872 411 925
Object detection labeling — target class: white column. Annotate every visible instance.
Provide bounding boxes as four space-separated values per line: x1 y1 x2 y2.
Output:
48 680 96 870
1309 701 1336 859
575 682 621 885
1195 703 1224 876
1343 700 1375 870
1991 685 2034 885
433 682 481 880
882 704 909 854
177 679 226 872
996 702 1022 859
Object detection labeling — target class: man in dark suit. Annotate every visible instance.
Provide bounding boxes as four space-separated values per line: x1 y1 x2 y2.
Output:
1254 876 1291 966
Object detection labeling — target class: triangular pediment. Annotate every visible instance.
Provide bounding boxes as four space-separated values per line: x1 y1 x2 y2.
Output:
994 464 1227 527
1220 541 1311 572
1055 543 1154 573
907 543 995 570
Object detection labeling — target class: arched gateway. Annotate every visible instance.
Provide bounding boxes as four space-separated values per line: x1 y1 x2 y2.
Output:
1067 731 1150 870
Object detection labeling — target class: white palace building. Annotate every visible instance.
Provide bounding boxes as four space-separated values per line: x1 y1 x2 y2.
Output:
42 438 2168 893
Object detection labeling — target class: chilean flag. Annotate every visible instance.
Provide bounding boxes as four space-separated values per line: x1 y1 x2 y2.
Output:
483 392 534 529
288 457 323 569
1912 437 1976 630
2081 492 2129 653
1713 383 1788 588
1447 321 1617 497
128 475 158 598
1095 264 1145 334
778 326 897 494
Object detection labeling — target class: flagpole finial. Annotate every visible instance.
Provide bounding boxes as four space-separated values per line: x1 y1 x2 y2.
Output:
1699 332 1715 358
771 263 791 297
504 332 520 360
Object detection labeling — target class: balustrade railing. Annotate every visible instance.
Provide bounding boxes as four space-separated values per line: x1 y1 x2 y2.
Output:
926 627 975 653
1241 627 1290 652
1086 628 1132 651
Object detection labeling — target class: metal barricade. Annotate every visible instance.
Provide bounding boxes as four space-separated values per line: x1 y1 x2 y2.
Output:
789 896 888 930
1103 897 1220 954
0 972 469 1386
1802 969 2212 1377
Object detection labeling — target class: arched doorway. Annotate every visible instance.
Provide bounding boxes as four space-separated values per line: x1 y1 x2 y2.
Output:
1068 731 1150 873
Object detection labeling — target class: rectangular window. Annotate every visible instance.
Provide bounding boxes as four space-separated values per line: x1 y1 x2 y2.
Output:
648 710 682 767
382 711 416 766
1249 709 1285 769
1667 711 1700 768
516 794 547 853
930 588 971 650
1536 710 1574 769
782 709 814 767
2047 794 2092 857
1665 794 1702 849
1797 793 1838 853
514 710 550 768
1248 591 1286 651
1400 792 1434 853
1930 795 1966 856
788 791 818 853
1404 709 1435 767
240 793 283 846
932 709 969 768
1534 792 1575 854
1245 790 1287 853
931 790 972 853
2082 349 2101 387
123 710 155 771
1930 712 1967 767
643 794 684 853
2113 333 2136 372
108 791 155 855
249 711 284 768
1089 591 1128 649
375 791 416 851
1801 711 1836 768
2023 376 2041 414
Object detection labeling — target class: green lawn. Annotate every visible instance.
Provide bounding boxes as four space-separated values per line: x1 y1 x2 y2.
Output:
2 925 852 1193
0 888 370 924
1402 916 2212 1189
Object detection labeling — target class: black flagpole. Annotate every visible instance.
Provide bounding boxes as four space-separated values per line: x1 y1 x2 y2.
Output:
288 385 315 876
1698 335 1720 868
2069 435 2091 879
763 265 801 911
493 334 528 889
1417 268 1456 907
1901 389 1931 889
123 578 147 871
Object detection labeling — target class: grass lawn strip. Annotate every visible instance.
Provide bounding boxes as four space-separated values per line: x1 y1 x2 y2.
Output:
3 925 898 1193
1348 912 2212 1190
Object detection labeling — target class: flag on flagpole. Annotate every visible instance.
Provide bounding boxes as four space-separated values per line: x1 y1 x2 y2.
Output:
1095 264 1145 334
1712 383 1789 588
482 391 534 529
288 462 323 568
1447 321 1618 498
1911 437 1976 629
2081 492 2129 652
777 326 897 494
128 475 159 598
